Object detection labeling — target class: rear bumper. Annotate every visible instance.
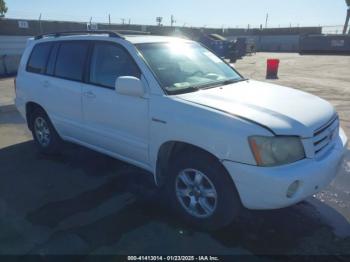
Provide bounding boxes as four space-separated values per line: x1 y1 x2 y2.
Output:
223 128 348 210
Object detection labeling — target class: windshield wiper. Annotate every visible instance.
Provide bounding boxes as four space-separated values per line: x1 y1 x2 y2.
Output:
167 86 201 95
199 78 248 90
167 78 249 95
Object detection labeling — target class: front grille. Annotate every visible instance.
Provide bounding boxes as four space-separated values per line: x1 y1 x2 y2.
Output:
313 114 339 155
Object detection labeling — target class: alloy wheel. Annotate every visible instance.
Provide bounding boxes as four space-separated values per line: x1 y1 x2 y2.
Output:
34 117 51 147
175 168 218 218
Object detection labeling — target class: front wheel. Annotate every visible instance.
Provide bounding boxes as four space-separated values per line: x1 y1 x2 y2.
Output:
167 149 241 230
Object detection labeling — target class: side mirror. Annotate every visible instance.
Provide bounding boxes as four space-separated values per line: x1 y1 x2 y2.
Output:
115 76 145 97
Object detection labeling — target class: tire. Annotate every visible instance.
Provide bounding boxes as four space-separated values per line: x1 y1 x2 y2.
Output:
167 148 241 230
29 108 62 154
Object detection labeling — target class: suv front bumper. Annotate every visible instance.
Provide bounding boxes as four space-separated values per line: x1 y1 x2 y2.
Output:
222 128 348 210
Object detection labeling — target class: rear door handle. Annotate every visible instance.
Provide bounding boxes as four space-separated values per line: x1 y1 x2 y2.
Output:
84 91 96 99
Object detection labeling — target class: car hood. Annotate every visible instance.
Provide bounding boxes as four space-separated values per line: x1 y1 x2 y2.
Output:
176 80 335 137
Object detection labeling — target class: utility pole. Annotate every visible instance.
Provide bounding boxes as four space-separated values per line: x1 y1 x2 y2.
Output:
348 7 350 35
121 18 125 24
343 0 350 34
38 13 43 34
156 17 163 26
128 18 131 25
170 15 175 27
265 13 269 28
88 17 93 30
108 14 111 25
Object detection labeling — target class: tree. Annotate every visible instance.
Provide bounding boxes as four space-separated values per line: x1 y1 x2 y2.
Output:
0 0 8 17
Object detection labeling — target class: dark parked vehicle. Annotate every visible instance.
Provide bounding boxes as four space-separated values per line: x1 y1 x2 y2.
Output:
197 33 238 62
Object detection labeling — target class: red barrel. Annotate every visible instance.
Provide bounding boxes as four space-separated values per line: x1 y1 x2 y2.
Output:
266 59 280 79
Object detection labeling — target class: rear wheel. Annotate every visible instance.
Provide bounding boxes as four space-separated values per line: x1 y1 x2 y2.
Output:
30 108 62 154
167 149 241 230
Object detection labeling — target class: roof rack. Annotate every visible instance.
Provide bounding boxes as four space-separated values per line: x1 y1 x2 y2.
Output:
34 30 125 40
114 30 151 35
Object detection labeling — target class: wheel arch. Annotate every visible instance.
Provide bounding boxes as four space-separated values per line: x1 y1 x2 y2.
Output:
155 140 235 188
25 102 47 131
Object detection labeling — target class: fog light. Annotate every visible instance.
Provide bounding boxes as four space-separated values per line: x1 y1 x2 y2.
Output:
287 181 300 198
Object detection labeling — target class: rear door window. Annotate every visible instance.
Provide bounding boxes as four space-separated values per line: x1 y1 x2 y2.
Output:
46 43 59 76
27 42 52 74
55 41 89 81
89 42 140 88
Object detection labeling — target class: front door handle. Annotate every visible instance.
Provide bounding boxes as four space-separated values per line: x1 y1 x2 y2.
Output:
84 91 96 99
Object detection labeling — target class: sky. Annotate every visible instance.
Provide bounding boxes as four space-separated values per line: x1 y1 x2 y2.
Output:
4 0 349 28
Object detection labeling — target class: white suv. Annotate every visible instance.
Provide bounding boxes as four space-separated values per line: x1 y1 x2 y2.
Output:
15 31 348 229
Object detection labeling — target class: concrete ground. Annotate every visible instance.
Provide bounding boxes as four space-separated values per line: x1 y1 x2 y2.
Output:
0 53 349 256
0 77 15 110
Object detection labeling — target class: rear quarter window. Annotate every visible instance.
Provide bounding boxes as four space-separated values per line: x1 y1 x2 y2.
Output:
26 42 53 74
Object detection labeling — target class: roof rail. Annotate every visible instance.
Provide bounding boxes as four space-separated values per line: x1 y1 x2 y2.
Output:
34 30 125 40
115 30 151 35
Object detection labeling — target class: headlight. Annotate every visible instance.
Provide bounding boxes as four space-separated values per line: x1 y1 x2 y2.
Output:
248 136 305 167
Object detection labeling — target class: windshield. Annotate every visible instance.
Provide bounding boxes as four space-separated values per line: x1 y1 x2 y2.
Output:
136 41 243 94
